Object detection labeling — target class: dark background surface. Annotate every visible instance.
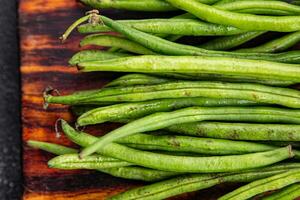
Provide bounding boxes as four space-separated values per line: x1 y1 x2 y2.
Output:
0 0 22 199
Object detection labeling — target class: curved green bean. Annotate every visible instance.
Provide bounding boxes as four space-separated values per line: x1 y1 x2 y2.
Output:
69 50 130 65
46 81 300 108
27 140 181 182
236 31 300 53
80 34 156 55
166 122 300 141
108 164 300 200
61 120 294 172
94 15 300 63
219 170 300 200
61 126 278 155
78 18 246 36
77 98 261 126
199 31 265 50
78 55 300 81
262 183 300 200
79 106 300 157
165 0 300 32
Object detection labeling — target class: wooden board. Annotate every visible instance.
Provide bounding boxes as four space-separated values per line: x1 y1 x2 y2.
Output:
19 1 299 199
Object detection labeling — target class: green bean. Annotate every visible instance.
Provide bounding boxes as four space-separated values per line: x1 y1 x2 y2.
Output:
46 81 300 108
233 8 293 16
93 15 300 63
77 98 261 126
262 183 300 200
264 141 300 149
27 140 78 155
166 122 300 141
119 134 278 155
27 140 181 182
108 164 300 200
80 34 156 55
67 49 296 86
69 51 296 86
80 0 177 12
69 50 131 65
219 170 300 200
166 0 300 32
236 31 300 53
79 106 300 157
214 0 300 15
78 55 300 81
158 72 296 86
80 0 219 12
105 74 173 87
78 18 246 36
100 166 182 182
48 154 132 170
199 31 265 50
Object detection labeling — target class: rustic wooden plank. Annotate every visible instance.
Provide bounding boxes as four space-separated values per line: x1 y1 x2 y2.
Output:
20 0 300 199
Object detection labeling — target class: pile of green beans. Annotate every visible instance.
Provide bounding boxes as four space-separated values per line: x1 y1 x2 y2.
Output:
33 1 300 199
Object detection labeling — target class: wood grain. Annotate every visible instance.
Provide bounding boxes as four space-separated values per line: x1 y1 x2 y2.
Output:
20 0 300 199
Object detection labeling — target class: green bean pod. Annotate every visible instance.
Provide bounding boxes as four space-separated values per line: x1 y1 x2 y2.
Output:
157 72 296 86
69 50 130 65
108 164 300 200
118 134 278 155
219 170 300 200
166 122 300 141
166 0 300 32
48 154 132 170
215 0 300 15
45 81 300 108
80 34 156 55
262 183 300 200
80 0 219 12
27 140 78 155
27 140 181 182
77 98 261 126
233 8 293 16
105 74 173 87
77 55 300 81
69 50 296 86
199 31 265 50
94 15 300 63
79 0 177 12
78 18 246 36
236 31 300 53
79 106 300 157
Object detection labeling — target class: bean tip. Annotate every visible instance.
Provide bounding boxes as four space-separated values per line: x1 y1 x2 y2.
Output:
43 86 61 109
76 63 84 71
55 118 63 138
59 35 67 43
